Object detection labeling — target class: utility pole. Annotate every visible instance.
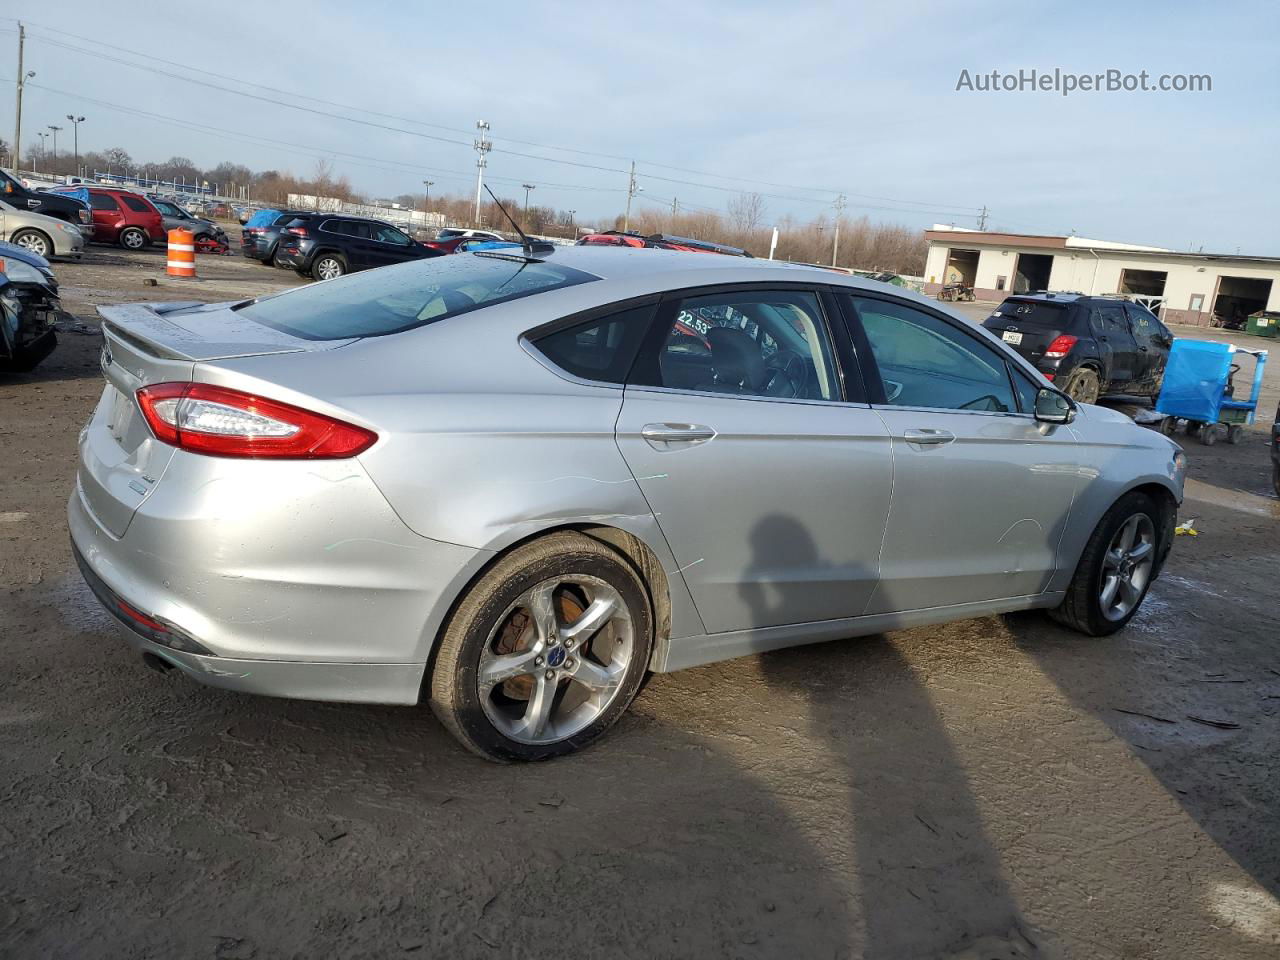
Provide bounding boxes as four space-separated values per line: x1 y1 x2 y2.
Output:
522 183 535 217
12 24 35 173
66 115 84 175
623 161 640 232
47 124 61 162
473 120 492 226
671 196 678 216
831 194 846 267
568 210 576 238
977 205 989 230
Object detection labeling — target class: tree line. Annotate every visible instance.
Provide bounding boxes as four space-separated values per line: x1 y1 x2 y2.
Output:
12 142 926 274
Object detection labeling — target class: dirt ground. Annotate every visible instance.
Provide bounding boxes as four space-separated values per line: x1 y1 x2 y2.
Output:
2 245 1278 959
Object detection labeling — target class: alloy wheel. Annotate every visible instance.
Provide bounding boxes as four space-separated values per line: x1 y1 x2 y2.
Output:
122 230 145 249
15 233 49 257
316 258 343 280
477 576 633 745
1099 513 1155 621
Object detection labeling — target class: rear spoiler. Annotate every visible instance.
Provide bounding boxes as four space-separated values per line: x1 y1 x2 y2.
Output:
96 302 321 361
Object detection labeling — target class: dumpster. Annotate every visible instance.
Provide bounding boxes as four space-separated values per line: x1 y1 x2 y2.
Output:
1244 310 1280 339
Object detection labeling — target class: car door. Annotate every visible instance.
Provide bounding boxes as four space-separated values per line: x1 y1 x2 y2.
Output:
614 286 893 635
1090 303 1139 391
87 191 121 242
370 222 417 268
1124 303 1172 395
840 292 1080 611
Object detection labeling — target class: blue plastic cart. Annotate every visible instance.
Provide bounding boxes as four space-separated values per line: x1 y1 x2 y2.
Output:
1155 339 1268 445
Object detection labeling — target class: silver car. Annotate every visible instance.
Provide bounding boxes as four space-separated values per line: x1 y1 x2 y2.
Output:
70 249 1185 760
0 198 85 259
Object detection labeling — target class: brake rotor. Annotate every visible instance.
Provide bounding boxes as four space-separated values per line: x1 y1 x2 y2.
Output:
495 587 584 701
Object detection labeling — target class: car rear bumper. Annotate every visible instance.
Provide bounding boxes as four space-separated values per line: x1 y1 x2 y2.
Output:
68 446 489 705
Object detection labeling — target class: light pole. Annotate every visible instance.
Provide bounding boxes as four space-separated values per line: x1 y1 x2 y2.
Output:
832 194 846 267
35 130 48 162
421 180 433 234
47 124 62 164
66 115 84 174
473 120 491 226
522 183 536 218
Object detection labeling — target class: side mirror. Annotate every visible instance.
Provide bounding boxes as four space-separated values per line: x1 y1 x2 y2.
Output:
1034 387 1076 424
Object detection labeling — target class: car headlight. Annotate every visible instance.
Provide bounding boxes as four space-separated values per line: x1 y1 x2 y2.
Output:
1173 450 1188 473
0 260 50 284
59 223 81 235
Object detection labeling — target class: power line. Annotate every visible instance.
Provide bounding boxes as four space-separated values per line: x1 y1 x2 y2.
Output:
10 15 980 215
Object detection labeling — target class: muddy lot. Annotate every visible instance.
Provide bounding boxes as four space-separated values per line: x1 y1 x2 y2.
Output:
2 247 1278 959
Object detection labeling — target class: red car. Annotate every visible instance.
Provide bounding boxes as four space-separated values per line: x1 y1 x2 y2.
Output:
49 186 166 250
576 231 750 256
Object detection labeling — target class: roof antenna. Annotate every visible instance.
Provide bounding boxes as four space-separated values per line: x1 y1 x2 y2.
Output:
483 184 553 258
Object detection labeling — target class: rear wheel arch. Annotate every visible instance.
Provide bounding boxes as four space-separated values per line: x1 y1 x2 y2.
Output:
420 523 671 701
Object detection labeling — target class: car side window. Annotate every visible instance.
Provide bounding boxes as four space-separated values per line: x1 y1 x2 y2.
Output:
1091 305 1129 338
631 290 840 402
1010 369 1040 414
531 303 656 384
374 224 411 245
89 193 119 211
121 195 151 213
850 296 1016 413
1124 304 1165 345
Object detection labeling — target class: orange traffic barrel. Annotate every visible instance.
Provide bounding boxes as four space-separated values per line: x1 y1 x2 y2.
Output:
166 228 196 279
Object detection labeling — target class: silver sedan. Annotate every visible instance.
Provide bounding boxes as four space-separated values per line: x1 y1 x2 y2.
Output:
70 248 1185 760
0 198 85 258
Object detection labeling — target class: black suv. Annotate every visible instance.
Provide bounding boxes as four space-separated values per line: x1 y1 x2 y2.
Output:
274 214 442 280
0 169 92 229
983 293 1173 404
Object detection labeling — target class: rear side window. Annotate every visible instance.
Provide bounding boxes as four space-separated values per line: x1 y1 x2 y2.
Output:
121 195 152 213
1089 304 1129 337
532 304 655 384
89 193 119 211
238 255 600 340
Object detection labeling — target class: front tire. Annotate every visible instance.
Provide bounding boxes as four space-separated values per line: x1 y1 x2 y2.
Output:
1050 491 1161 636
1062 366 1101 405
119 227 147 250
430 531 654 762
10 228 53 258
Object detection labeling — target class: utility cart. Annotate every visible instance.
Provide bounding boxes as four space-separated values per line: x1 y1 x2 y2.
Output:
1155 339 1268 445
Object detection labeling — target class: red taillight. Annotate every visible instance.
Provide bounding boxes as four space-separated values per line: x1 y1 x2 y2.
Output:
117 599 168 631
135 382 377 459
1045 335 1078 358
285 226 309 236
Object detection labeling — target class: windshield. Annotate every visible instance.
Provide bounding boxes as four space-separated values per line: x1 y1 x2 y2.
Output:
236 254 600 340
987 299 1071 328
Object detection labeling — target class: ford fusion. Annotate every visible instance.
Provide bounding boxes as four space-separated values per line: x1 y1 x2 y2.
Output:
70 248 1185 760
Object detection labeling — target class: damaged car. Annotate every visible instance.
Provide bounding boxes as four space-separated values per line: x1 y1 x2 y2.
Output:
0 241 67 373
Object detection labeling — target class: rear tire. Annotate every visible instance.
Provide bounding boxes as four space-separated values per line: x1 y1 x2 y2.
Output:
1226 425 1243 445
10 228 53 258
313 255 346 281
1201 424 1221 446
119 227 147 250
1050 491 1162 636
1158 416 1178 436
1062 367 1101 405
430 531 654 762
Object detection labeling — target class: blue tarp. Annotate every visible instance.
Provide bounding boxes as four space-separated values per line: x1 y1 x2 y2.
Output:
1154 340 1234 423
244 209 283 228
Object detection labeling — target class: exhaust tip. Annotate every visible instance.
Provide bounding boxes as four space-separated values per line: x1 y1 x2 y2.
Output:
142 652 175 674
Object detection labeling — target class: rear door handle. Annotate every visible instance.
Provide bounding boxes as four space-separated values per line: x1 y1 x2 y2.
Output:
641 422 716 446
903 428 956 446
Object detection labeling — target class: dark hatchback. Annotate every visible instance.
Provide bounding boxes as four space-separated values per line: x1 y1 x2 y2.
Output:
982 293 1173 404
274 214 443 280
240 209 309 262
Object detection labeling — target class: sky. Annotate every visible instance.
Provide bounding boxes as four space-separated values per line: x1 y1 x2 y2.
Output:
4 0 1278 253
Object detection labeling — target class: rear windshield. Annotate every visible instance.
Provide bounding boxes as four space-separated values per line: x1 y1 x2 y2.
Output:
987 299 1071 327
237 254 600 340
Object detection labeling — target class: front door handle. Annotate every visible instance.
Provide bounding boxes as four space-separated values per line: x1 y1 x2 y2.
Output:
903 428 956 446
641 422 716 446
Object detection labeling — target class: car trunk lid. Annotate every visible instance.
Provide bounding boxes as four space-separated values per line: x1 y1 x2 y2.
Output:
79 301 353 537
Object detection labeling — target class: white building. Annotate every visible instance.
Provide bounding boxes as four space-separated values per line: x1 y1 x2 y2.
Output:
924 225 1280 327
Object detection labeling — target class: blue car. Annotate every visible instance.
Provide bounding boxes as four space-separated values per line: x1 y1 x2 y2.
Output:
0 240 64 372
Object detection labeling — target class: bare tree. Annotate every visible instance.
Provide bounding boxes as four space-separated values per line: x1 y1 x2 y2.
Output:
728 192 766 233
